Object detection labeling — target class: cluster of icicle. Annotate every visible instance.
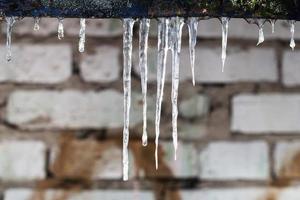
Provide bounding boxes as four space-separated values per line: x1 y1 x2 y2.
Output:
3 16 298 181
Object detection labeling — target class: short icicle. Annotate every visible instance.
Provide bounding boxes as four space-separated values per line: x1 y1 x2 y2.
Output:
33 17 40 31
170 17 184 160
187 17 198 86
58 18 64 40
257 19 265 46
6 17 16 62
289 20 296 50
270 19 276 34
221 17 229 72
122 18 135 181
139 18 150 147
155 18 169 170
79 18 86 53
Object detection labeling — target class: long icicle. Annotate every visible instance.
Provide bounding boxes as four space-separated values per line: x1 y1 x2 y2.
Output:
289 20 296 50
122 18 135 181
79 18 86 53
170 17 184 161
257 19 265 46
139 18 150 147
155 18 169 170
187 17 198 86
6 17 16 62
221 17 229 72
58 18 64 40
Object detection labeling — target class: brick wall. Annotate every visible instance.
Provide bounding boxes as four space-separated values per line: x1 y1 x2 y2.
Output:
0 17 300 200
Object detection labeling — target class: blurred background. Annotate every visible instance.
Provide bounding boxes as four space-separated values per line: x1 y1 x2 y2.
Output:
0 17 300 200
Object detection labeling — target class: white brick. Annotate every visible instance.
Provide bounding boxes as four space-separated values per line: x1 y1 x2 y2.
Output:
179 95 210 119
180 188 269 200
0 141 46 181
4 189 154 200
180 187 300 200
274 141 300 178
133 47 277 83
199 141 269 180
0 45 71 84
50 140 124 179
232 94 300 133
12 18 122 37
157 142 198 177
282 50 300 86
6 90 155 130
80 46 120 83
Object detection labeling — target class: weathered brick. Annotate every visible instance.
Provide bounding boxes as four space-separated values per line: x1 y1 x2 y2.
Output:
232 94 300 133
6 90 155 130
0 45 71 84
4 189 155 200
180 187 300 200
199 141 269 180
0 141 46 181
274 141 300 178
180 188 268 200
159 142 197 177
80 46 120 83
133 47 277 84
11 18 122 37
50 136 124 180
179 95 210 119
282 50 300 87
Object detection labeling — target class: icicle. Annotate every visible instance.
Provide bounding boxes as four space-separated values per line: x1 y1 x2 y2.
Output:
221 17 229 72
270 19 276 34
155 18 169 170
139 18 150 147
57 18 64 40
33 17 40 31
79 18 86 53
187 17 198 86
289 20 296 50
122 18 135 181
257 19 265 46
6 17 16 62
170 17 184 161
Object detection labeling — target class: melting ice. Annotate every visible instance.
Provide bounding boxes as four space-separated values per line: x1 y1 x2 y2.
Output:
6 17 16 62
139 18 150 147
79 18 86 53
33 17 40 31
187 17 198 85
257 19 265 45
155 18 169 170
221 17 229 72
58 18 64 40
169 17 184 160
289 20 296 50
122 18 135 181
